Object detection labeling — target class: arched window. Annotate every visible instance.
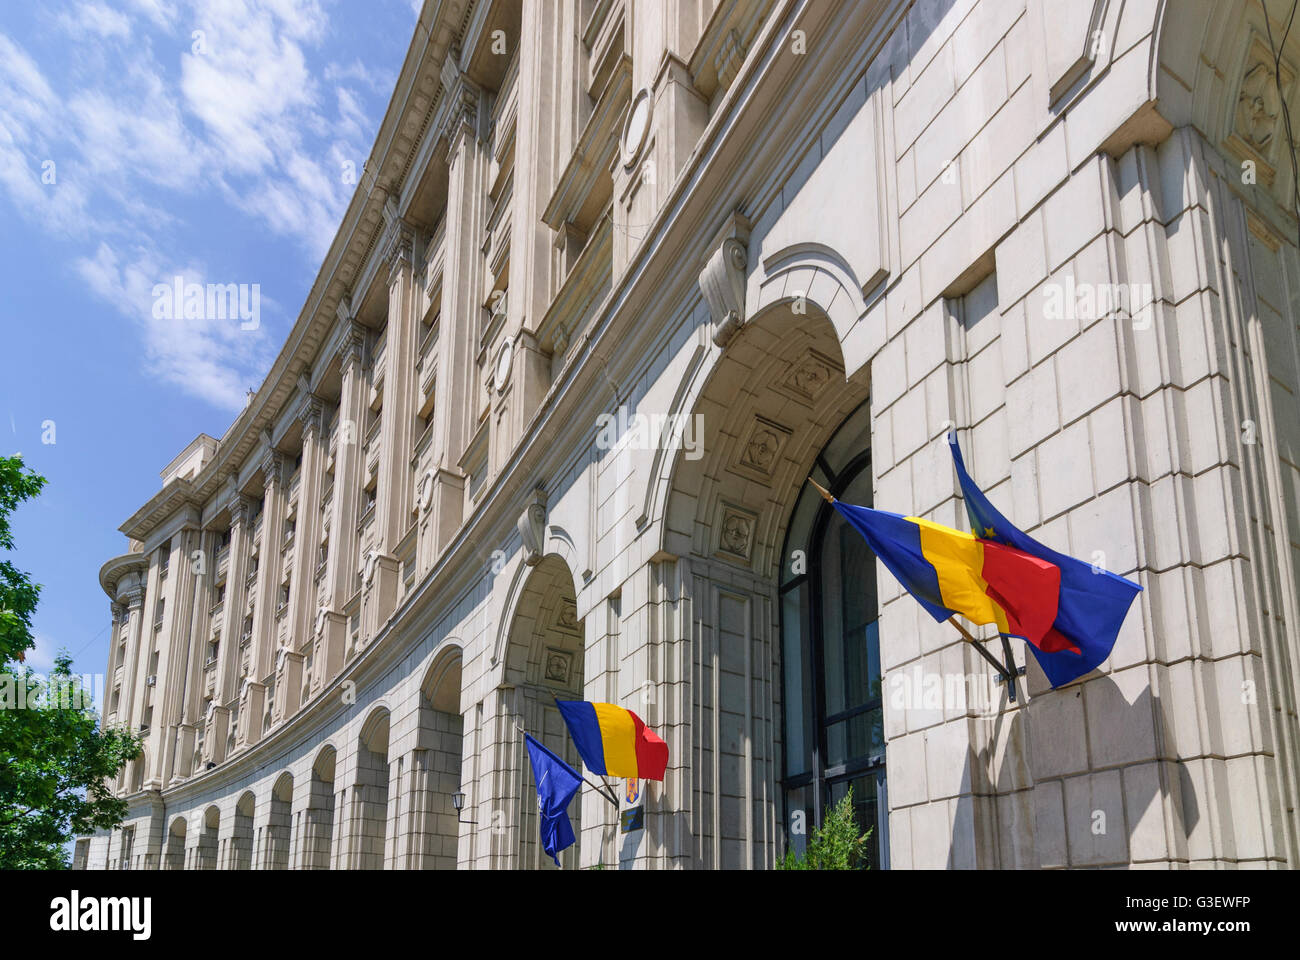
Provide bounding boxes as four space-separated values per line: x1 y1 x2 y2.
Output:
780 399 888 868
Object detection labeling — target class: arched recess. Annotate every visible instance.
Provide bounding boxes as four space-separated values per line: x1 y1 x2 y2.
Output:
263 772 293 870
228 791 255 870
652 296 872 869
350 707 392 869
302 745 336 870
403 644 464 869
196 805 220 870
483 553 588 870
163 816 186 871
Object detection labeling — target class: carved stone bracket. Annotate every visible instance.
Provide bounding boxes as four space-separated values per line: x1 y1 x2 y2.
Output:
700 213 752 348
517 488 547 566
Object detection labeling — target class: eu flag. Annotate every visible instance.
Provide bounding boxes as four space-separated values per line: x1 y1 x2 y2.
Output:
524 733 583 867
948 436 1142 688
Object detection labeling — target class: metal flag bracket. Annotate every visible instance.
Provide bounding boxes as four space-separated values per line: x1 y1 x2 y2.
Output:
948 618 1026 702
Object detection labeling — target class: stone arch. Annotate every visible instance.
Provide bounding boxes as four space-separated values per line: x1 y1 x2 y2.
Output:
651 296 871 869
227 790 255 870
350 706 392 869
658 299 869 578
263 772 293 869
163 815 186 871
480 553 587 869
302 744 336 870
196 804 219 870
398 642 465 869
1151 0 1300 214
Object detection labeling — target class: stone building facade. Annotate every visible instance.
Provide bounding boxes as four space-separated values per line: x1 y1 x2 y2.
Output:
77 0 1300 870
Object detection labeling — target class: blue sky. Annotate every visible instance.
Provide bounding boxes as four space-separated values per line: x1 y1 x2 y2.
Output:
0 0 420 695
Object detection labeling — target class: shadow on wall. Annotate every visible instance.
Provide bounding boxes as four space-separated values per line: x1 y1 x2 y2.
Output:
949 672 1199 868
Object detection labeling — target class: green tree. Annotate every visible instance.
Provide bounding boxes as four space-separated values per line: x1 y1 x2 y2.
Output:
0 454 141 868
776 787 873 870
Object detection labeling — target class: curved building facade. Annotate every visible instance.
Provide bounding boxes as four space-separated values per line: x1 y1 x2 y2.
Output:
78 0 1300 869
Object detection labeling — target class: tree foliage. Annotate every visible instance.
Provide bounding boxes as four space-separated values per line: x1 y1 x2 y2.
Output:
776 787 873 870
0 455 141 868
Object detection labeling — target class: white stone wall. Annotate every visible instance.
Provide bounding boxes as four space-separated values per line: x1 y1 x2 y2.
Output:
83 0 1299 870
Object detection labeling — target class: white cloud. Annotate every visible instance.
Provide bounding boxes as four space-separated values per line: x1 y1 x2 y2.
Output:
76 242 275 412
0 3 392 409
57 2 132 40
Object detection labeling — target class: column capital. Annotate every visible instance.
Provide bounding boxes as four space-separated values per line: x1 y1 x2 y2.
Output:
121 586 145 610
229 494 255 528
261 451 285 489
297 394 326 439
381 198 417 286
335 321 366 372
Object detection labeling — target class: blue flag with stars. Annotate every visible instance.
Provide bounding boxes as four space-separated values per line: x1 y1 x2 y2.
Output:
948 436 1143 688
524 733 583 867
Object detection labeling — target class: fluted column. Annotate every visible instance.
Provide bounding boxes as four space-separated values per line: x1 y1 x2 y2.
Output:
215 498 252 706
289 396 325 651
436 73 487 472
159 527 200 785
251 454 286 682
318 322 366 691
118 585 146 745
103 601 126 729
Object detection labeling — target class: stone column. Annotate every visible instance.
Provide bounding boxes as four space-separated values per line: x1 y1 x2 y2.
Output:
158 528 200 785
432 73 488 510
250 454 286 684
289 395 326 649
118 584 146 741
215 497 253 707
318 321 367 691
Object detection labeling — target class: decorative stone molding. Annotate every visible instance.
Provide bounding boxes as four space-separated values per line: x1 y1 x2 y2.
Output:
335 320 366 372
228 495 253 528
776 347 841 404
1224 36 1295 184
417 469 435 515
730 415 793 484
714 501 759 565
439 53 482 151
517 488 547 566
260 449 284 489
699 213 752 348
297 392 325 438
543 647 574 685
121 586 145 610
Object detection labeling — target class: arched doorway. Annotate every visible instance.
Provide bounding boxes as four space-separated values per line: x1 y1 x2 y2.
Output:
264 772 293 869
196 805 219 870
495 554 587 869
163 817 186 871
302 745 336 869
351 708 391 869
409 648 463 869
229 791 255 869
778 400 888 867
654 293 872 868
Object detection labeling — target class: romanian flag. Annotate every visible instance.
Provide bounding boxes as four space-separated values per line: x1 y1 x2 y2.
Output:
947 437 1142 688
555 700 669 781
829 501 1068 654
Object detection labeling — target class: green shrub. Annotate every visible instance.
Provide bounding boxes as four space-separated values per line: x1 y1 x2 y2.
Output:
776 788 872 870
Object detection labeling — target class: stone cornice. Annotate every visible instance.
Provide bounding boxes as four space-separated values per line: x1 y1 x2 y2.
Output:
99 553 148 601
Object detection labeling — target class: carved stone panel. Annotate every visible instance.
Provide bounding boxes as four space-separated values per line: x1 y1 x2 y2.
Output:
714 501 759 566
730 415 793 484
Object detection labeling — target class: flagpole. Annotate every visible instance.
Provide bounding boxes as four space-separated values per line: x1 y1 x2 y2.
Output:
808 477 834 502
582 774 619 808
